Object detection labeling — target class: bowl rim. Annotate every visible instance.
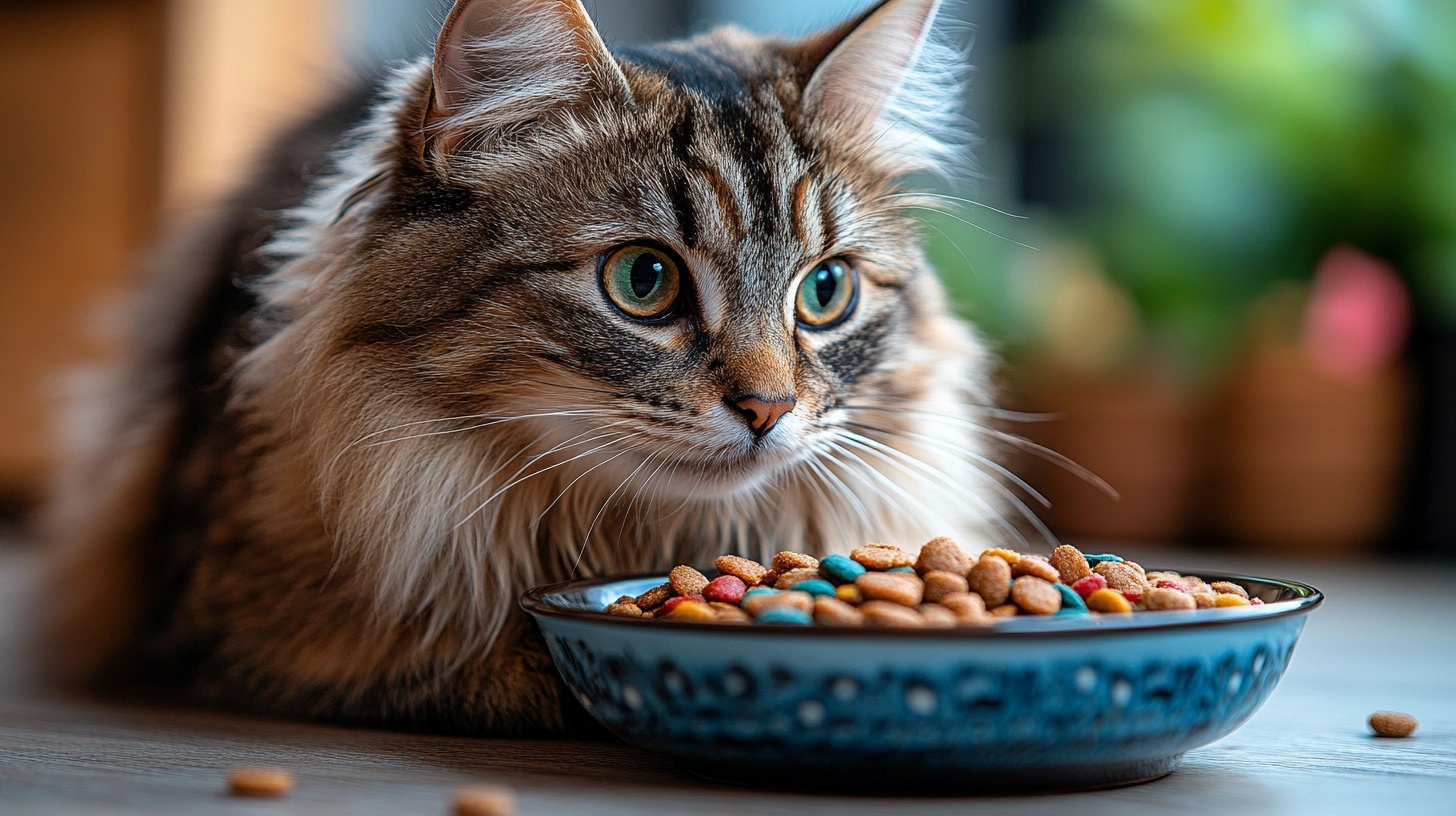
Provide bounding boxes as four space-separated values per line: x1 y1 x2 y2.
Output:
520 569 1323 639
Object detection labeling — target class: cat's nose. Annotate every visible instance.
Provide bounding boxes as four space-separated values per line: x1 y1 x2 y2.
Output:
728 394 797 438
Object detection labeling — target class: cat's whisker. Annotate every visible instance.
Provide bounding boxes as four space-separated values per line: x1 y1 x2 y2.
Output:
875 191 1029 220
453 426 637 530
836 429 1058 550
817 438 968 545
838 398 1057 424
841 420 1051 509
359 409 614 450
574 446 662 576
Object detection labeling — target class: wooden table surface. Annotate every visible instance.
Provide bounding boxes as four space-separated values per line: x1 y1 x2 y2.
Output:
2 532 1453 815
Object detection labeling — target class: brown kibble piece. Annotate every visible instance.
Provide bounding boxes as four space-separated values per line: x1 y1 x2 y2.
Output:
744 590 813 616
915 536 972 577
1143 587 1198 611
669 565 710 597
1049 545 1093 584
452 785 515 816
989 603 1019 618
856 572 925 607
228 769 293 798
969 553 1013 607
851 545 916 570
606 602 644 618
939 592 990 624
1012 556 1061 583
861 600 926 627
709 602 752 623
775 567 823 589
1210 581 1248 599
922 570 970 603
1188 585 1217 609
813 596 867 626
1369 711 1418 738
633 583 672 611
1095 561 1149 595
1010 575 1062 615
919 604 958 627
772 551 820 572
1146 571 1184 584
715 555 769 585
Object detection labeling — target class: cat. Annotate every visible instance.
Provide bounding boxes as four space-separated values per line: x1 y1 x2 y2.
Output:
44 0 1013 736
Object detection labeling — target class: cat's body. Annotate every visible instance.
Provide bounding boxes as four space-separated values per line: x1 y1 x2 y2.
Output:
46 0 1008 735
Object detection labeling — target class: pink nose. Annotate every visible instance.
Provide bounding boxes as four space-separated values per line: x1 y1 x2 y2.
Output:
729 394 796 437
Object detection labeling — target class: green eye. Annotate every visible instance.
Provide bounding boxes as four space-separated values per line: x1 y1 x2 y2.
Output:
601 245 683 321
795 259 857 328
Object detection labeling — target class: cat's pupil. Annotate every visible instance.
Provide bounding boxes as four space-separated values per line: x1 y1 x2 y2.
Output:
815 267 838 309
631 254 664 299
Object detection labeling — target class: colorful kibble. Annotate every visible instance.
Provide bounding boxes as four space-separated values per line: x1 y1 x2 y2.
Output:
756 607 813 626
702 575 748 605
819 553 867 584
1071 574 1108 599
227 769 293 798
604 542 1265 630
451 785 515 816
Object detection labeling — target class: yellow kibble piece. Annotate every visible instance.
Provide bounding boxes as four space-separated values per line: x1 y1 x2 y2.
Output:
666 600 717 622
1215 593 1251 608
452 785 515 816
983 547 1022 564
834 584 863 604
1086 588 1133 614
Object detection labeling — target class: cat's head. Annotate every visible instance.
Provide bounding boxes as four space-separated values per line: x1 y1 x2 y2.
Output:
251 0 991 512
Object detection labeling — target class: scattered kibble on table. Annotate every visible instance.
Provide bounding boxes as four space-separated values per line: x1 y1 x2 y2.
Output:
605 541 1261 627
227 768 293 798
1369 711 1418 738
451 785 515 816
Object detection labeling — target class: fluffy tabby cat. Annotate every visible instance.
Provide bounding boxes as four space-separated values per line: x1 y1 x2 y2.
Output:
46 0 1015 735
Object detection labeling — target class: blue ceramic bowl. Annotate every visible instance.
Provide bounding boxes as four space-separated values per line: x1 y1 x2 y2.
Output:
522 572 1321 793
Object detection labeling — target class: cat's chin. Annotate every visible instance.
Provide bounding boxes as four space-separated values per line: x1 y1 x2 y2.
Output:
607 443 810 502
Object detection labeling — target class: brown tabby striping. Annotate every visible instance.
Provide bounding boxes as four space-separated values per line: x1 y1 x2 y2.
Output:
44 0 1021 735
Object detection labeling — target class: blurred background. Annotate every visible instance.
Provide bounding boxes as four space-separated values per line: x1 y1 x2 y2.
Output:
1 0 1451 560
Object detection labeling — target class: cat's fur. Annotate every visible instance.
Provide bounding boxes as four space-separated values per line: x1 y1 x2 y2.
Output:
45 0 1010 735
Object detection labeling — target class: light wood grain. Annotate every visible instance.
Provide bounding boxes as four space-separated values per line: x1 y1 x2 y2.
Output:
2 537 1452 815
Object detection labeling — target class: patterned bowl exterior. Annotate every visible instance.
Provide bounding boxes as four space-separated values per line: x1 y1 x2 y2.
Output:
523 572 1321 792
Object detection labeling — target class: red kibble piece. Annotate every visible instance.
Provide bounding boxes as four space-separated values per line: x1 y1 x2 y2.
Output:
1122 590 1143 605
1071 574 1107 600
1154 580 1189 592
1250 597 1265 605
703 575 748 605
656 595 703 617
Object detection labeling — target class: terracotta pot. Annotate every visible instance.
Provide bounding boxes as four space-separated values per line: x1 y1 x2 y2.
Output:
1016 373 1203 544
1216 346 1411 556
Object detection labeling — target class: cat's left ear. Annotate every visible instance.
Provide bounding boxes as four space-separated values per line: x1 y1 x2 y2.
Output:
795 0 961 173
423 0 632 166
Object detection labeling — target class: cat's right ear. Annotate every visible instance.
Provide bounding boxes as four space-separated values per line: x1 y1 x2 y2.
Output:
422 0 632 169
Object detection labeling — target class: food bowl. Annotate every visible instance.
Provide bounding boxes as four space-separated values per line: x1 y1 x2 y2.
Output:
522 572 1321 793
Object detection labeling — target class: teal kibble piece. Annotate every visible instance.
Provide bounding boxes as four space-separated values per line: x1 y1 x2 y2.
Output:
741 587 780 605
1055 583 1090 614
888 566 917 574
756 607 813 626
1083 553 1124 566
795 579 836 597
819 554 866 584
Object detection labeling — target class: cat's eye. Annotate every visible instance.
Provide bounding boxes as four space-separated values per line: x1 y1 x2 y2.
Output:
795 259 858 329
601 244 683 322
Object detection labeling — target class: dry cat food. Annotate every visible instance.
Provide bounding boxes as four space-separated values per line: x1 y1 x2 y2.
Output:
1368 711 1419 738
606 541 1264 627
226 768 294 798
451 785 516 816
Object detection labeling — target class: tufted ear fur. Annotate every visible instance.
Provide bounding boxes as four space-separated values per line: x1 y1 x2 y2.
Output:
796 0 962 176
425 0 632 165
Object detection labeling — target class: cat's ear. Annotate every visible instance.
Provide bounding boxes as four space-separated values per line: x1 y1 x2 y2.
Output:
796 0 962 174
424 0 631 163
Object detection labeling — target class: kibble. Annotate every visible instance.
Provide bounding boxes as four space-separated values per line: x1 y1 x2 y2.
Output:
969 553 1013 607
1369 711 1418 738
227 769 293 798
603 543 1271 629
856 571 924 607
915 536 973 576
1010 576 1062 615
850 545 916 571
452 786 515 816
